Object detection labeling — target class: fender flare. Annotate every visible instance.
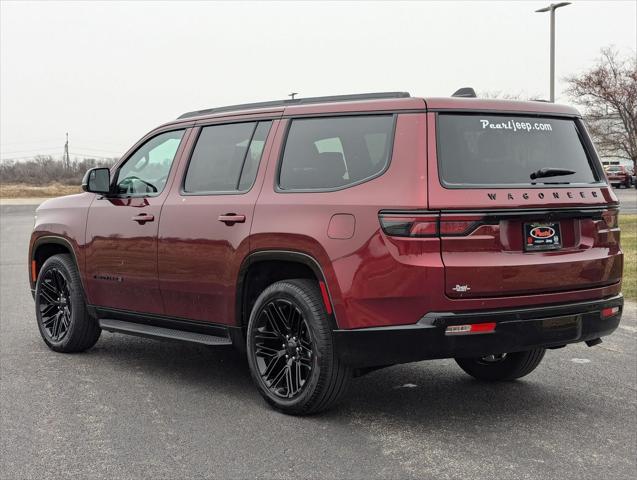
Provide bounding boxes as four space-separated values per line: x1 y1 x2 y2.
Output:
236 250 339 331
31 236 84 291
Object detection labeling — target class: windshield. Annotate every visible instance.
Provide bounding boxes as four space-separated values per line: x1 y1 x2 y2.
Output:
437 114 599 186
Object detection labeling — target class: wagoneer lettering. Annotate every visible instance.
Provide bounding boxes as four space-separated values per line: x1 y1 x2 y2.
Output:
29 91 624 415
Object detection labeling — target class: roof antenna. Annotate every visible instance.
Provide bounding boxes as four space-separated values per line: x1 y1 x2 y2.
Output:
288 92 298 100
452 87 477 98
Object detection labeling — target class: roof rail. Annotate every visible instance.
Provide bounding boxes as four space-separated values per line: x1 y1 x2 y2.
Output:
177 92 411 119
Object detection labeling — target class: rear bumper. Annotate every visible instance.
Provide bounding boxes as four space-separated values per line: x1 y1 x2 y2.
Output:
333 294 623 368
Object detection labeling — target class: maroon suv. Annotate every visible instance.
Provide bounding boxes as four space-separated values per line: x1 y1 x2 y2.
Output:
29 92 624 415
604 165 632 189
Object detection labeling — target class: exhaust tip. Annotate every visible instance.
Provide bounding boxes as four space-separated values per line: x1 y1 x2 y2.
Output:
585 338 603 347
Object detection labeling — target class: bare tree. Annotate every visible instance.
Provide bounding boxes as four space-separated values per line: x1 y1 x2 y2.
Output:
565 47 637 170
479 91 542 101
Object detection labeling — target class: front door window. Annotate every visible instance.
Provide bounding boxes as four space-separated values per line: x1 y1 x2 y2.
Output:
115 130 185 195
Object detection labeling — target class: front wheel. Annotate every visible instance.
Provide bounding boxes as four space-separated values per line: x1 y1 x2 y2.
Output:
455 348 546 381
35 254 101 353
246 279 352 415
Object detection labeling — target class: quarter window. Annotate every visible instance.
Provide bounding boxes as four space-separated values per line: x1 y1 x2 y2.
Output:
115 130 185 196
183 121 272 194
279 116 394 191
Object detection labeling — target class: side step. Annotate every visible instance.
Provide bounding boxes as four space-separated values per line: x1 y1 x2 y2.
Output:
99 319 233 346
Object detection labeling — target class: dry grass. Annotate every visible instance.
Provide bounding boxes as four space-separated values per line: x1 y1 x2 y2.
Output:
620 215 636 301
0 182 81 198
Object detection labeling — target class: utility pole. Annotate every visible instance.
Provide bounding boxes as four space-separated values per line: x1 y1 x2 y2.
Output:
535 2 571 102
63 132 70 170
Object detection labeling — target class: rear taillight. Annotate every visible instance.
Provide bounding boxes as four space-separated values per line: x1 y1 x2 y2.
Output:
379 212 485 238
439 214 484 236
379 214 439 237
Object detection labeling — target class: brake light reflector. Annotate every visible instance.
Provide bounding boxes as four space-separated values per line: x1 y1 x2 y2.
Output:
318 281 333 315
601 306 619 318
445 322 496 335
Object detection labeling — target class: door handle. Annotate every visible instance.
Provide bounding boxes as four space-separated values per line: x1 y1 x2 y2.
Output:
218 214 246 226
131 213 154 224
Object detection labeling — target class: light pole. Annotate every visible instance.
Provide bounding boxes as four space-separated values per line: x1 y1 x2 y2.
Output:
535 2 571 102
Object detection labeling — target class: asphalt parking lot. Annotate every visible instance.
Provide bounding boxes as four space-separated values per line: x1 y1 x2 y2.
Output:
1 204 636 480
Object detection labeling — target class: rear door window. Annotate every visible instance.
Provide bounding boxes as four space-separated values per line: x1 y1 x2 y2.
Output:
183 121 272 194
279 115 394 191
437 114 600 187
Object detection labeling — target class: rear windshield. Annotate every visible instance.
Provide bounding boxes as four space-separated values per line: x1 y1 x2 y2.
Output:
437 114 599 186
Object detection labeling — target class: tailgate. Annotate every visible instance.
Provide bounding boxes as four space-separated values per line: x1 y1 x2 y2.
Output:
427 112 623 299
438 208 622 298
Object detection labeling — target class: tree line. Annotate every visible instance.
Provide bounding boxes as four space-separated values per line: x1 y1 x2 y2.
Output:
0 155 117 185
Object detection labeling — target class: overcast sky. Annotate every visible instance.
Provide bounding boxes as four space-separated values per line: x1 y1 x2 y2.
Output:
1 0 635 161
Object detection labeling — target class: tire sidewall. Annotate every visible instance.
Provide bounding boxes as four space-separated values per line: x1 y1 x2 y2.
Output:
246 283 326 411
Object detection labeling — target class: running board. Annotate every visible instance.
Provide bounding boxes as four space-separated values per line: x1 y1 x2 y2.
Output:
99 319 233 346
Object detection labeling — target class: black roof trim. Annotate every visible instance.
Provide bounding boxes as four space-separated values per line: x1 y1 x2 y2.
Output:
177 92 411 119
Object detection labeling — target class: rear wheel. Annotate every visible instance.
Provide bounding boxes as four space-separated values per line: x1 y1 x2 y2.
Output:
246 279 352 415
35 254 101 352
455 348 546 381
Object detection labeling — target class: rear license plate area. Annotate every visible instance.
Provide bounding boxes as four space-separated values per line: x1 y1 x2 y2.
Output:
541 314 581 343
524 222 562 251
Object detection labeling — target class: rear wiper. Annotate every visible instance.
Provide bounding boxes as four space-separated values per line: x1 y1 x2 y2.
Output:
530 168 576 180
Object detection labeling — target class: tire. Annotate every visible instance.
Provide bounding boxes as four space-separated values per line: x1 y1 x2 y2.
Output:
35 254 101 353
246 279 352 415
455 348 546 381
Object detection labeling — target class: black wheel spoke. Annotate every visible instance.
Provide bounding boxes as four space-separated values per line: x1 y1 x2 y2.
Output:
290 308 302 339
40 285 58 305
269 363 288 390
293 359 302 394
256 343 281 357
263 308 286 338
254 330 279 341
41 311 57 327
285 364 294 397
52 269 64 292
51 313 61 338
269 303 290 335
40 303 58 318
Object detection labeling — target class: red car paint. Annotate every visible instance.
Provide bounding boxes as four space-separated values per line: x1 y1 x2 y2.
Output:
29 96 623 338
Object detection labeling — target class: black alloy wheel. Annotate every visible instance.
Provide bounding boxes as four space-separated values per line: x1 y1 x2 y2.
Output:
246 279 352 415
35 254 101 353
38 266 73 342
253 298 313 399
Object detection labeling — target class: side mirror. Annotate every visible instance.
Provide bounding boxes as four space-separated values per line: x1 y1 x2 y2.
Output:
82 167 111 194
